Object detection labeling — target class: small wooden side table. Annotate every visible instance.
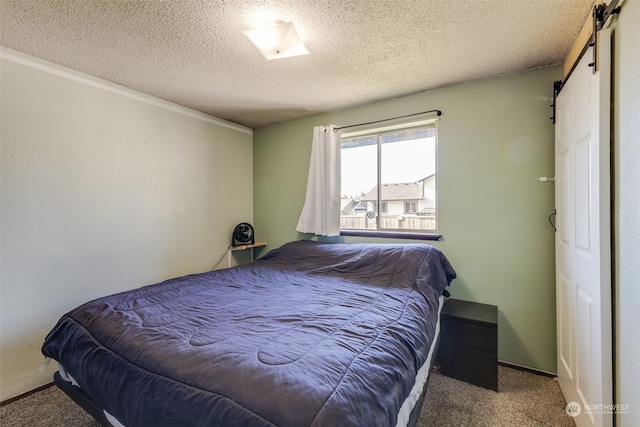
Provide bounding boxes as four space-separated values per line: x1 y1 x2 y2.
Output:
227 242 267 267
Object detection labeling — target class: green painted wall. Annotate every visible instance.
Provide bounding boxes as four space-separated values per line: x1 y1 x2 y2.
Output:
254 65 561 373
0 49 253 400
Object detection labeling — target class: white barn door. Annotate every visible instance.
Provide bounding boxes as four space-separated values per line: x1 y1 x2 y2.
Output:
555 29 612 427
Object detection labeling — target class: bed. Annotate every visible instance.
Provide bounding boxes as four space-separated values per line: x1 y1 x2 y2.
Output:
42 240 456 427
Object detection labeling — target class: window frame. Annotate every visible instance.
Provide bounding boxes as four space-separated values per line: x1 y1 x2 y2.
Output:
339 119 441 241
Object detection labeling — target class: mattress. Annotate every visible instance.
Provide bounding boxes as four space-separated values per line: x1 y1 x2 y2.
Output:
42 240 456 427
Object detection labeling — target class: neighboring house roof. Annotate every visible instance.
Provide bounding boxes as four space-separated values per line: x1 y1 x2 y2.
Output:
341 199 367 214
363 183 423 201
417 173 436 183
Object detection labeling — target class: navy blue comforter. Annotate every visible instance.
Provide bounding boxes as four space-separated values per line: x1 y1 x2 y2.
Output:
42 241 456 427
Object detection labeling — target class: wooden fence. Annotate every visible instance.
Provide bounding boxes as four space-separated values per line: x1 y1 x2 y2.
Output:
340 215 436 231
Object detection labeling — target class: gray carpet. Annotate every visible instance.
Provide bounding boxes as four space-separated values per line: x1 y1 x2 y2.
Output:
1 366 573 426
418 366 574 426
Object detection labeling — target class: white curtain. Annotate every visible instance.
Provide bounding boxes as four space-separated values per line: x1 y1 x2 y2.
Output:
296 125 342 236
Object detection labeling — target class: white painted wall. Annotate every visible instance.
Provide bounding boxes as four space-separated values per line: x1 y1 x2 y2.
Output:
0 49 253 400
613 1 640 424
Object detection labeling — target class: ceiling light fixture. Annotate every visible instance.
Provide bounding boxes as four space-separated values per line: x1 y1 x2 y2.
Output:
243 21 309 60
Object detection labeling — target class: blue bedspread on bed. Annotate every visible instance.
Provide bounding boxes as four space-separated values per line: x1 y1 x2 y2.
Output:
42 241 456 427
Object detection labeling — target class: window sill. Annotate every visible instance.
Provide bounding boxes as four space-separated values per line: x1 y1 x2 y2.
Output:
339 230 442 241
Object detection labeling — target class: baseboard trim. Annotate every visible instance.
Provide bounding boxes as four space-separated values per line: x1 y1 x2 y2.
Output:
498 361 557 378
0 382 55 407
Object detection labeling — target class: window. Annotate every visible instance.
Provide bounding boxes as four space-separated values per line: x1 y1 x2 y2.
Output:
340 121 438 237
404 201 418 214
373 201 388 214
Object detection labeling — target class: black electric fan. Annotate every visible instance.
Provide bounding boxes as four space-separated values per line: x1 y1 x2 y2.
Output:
232 223 255 246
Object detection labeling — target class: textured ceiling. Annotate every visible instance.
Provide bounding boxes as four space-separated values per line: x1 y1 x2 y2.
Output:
0 0 593 128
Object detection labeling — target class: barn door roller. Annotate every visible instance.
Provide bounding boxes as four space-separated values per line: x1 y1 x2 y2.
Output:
589 1 621 73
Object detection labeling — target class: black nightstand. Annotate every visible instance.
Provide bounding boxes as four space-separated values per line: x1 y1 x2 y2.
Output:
438 299 498 391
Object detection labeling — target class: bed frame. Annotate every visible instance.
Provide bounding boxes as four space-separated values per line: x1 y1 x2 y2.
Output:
54 371 113 426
